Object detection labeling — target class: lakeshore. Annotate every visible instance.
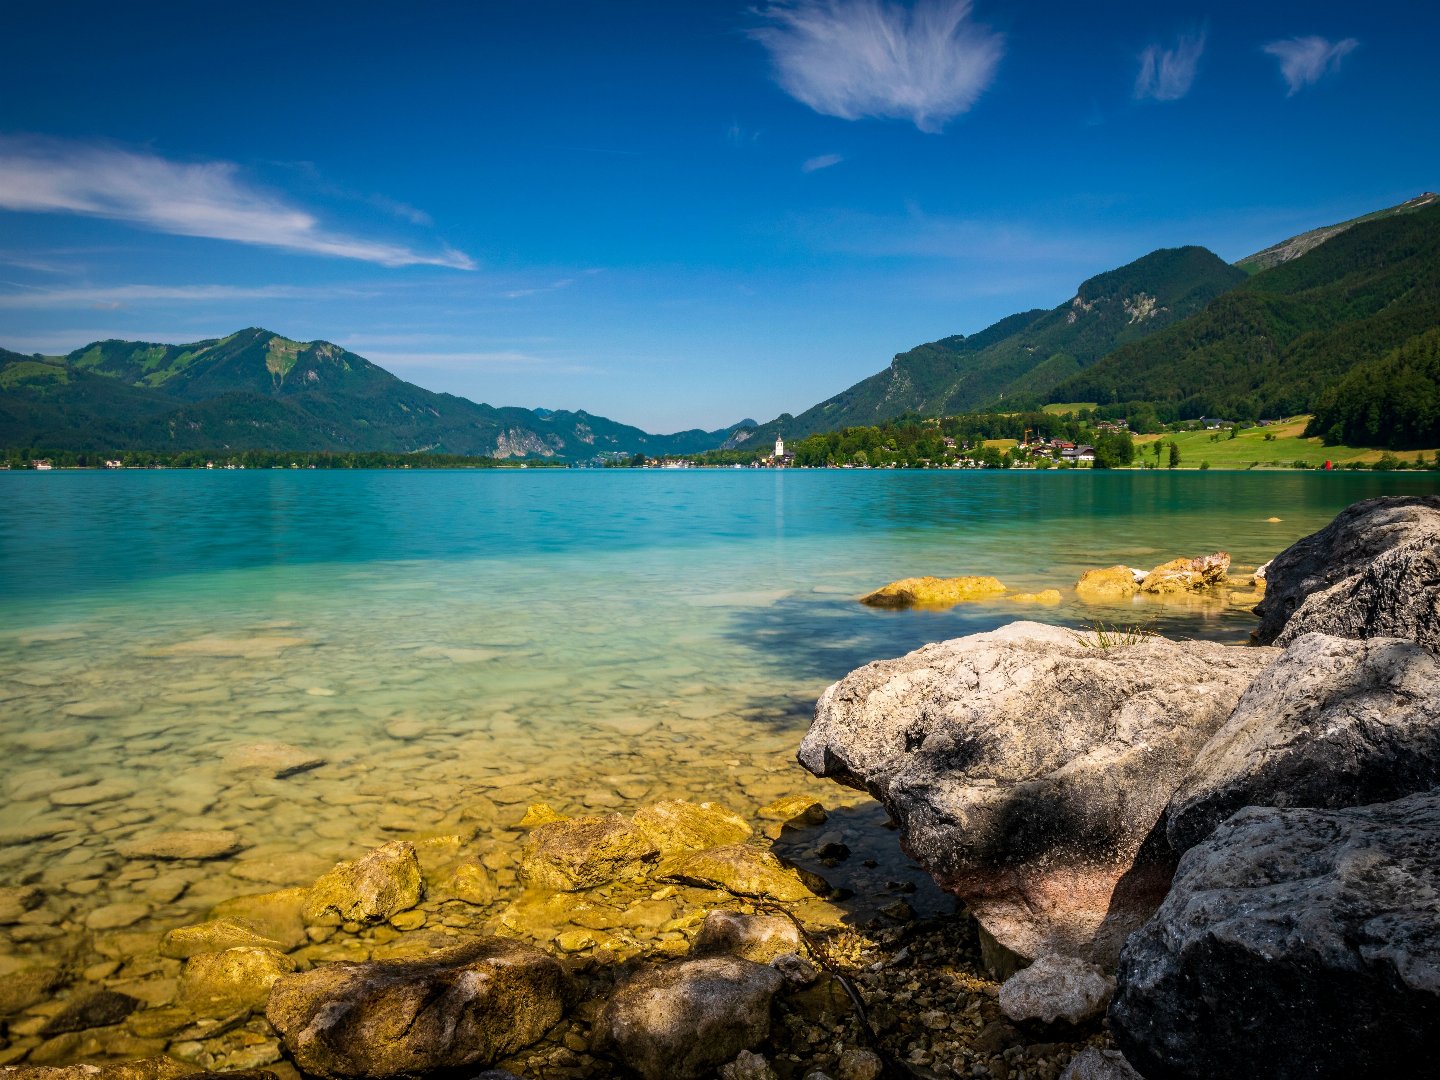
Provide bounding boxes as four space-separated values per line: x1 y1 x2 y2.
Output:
2 471 1439 1077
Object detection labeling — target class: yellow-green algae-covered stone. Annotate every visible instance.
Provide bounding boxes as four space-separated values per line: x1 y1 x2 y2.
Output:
860 575 1006 608
1074 566 1141 602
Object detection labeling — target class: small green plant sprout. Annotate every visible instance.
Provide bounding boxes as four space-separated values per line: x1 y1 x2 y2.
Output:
1068 620 1158 650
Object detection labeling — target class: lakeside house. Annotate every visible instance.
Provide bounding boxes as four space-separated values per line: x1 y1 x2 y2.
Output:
32 459 53 470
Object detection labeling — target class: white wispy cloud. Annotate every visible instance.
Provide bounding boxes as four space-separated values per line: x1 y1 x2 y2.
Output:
802 153 845 172
0 283 353 309
1134 31 1206 101
360 350 598 376
0 136 475 269
749 0 1004 133
1263 36 1359 95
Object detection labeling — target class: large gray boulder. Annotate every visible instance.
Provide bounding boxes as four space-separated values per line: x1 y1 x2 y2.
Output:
265 937 566 1078
593 956 786 1080
1111 790 1440 1080
1254 495 1440 650
798 622 1274 965
1167 633 1440 853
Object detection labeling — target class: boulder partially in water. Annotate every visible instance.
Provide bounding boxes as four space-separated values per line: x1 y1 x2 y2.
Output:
1111 790 1440 1080
594 956 785 1080
302 841 423 926
519 814 658 891
1073 566 1140 602
1166 632 1440 854
1138 552 1230 593
859 576 1006 608
657 844 825 903
633 799 752 854
160 917 287 959
798 621 1275 965
1254 494 1440 650
266 937 566 1079
178 946 296 1015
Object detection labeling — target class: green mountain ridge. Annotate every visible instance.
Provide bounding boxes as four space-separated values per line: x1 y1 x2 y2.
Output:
735 244 1247 447
0 329 747 459
1235 192 1439 274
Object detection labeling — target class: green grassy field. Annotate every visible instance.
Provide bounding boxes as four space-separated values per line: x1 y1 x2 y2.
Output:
1132 417 1437 469
1041 402 1097 415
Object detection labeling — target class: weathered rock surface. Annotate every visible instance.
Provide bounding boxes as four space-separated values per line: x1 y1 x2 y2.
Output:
265 937 566 1078
798 621 1275 964
209 888 308 950
1111 791 1440 1080
633 799 752 854
1254 494 1440 650
594 956 786 1080
1166 633 1440 854
117 831 244 861
1139 552 1230 593
39 991 142 1035
178 947 296 1015
520 814 658 891
860 576 1006 608
302 841 422 926
1058 1049 1142 1080
758 795 827 828
691 910 802 964
997 954 1113 1026
657 845 826 902
1073 566 1140 602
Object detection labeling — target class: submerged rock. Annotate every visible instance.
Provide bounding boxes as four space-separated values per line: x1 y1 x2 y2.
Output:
0 964 64 1015
1073 566 1140 602
519 814 658 891
859 576 1006 608
594 956 785 1080
160 918 287 959
1254 494 1440 650
998 954 1112 1026
0 885 44 924
302 841 423 926
1138 552 1230 593
798 621 1274 964
1166 633 1440 854
758 795 828 828
633 799 752 854
209 888 309 951
657 844 825 902
266 937 566 1079
39 991 142 1035
1111 790 1440 1080
118 831 244 861
221 742 326 779
1008 589 1063 605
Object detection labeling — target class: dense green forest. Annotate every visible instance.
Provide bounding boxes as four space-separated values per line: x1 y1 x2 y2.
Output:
1 448 542 469
1306 327 1440 449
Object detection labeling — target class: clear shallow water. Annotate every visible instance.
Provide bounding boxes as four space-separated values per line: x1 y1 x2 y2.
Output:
2 469 1438 970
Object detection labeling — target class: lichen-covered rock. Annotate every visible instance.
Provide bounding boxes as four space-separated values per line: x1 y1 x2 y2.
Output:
998 954 1113 1026
691 910 802 964
1111 791 1440 1080
633 799 752 854
519 814 658 891
0 1059 192 1080
798 621 1275 965
178 947 296 1015
594 956 786 1080
117 830 244 861
1074 566 1140 602
160 917 286 959
302 841 422 926
1139 552 1230 593
1254 494 1440 650
859 576 1006 608
265 937 566 1079
657 845 825 902
1166 633 1440 854
519 802 567 827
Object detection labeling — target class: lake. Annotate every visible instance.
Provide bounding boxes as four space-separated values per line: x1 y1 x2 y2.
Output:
2 469 1437 991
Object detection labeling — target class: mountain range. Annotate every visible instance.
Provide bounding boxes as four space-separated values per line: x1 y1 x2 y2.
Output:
3 193 1436 458
0 330 750 459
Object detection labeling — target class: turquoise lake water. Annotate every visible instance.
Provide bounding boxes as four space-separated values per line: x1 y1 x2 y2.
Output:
2 469 1438 966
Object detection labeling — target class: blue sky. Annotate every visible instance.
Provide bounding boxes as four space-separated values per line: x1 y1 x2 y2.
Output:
1 0 1435 432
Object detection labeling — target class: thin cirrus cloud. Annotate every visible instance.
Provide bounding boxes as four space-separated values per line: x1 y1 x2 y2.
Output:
0 283 355 310
0 136 475 270
1263 36 1359 95
802 153 844 172
1134 31 1207 102
749 0 1004 134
